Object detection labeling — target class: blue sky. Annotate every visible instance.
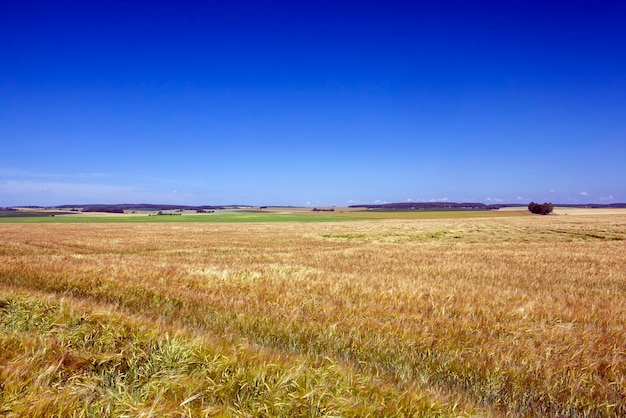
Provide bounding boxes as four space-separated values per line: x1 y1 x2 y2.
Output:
2 0 625 206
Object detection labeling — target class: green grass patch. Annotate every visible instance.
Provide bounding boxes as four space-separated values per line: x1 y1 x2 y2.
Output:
0 209 529 223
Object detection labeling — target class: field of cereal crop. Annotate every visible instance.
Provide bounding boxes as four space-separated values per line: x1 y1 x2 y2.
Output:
1 210 625 416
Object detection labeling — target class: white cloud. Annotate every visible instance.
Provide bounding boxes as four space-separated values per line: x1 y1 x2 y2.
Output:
346 199 364 205
0 180 133 206
0 180 197 206
600 195 614 201
0 168 109 180
580 191 588 196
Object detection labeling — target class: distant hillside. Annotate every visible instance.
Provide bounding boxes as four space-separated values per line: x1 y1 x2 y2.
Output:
349 202 626 210
54 204 229 213
7 202 626 213
349 202 503 210
551 203 626 208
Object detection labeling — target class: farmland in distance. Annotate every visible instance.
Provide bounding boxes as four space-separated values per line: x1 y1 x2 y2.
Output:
1 210 625 416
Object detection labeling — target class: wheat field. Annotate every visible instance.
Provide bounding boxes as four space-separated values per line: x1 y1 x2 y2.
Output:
1 212 625 416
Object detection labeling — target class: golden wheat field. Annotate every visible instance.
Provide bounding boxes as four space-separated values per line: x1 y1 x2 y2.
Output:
1 211 626 417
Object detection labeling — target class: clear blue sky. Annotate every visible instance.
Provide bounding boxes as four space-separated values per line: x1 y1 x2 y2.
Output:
2 0 625 206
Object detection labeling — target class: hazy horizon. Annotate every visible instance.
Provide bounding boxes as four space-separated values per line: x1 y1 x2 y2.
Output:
2 1 625 207
6 200 626 210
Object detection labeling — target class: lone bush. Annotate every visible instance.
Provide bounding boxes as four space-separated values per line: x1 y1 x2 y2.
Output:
528 201 554 215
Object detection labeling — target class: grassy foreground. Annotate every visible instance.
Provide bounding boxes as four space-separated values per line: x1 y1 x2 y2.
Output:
1 213 626 416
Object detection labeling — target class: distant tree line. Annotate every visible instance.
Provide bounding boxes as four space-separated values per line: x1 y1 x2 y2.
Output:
56 204 226 212
528 202 554 215
349 202 499 210
153 211 181 216
82 207 124 214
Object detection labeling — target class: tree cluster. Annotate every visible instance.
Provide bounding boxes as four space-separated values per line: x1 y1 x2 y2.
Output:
528 202 554 215
82 207 124 214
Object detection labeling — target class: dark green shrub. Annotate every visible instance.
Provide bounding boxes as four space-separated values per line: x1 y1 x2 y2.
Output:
528 202 553 215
